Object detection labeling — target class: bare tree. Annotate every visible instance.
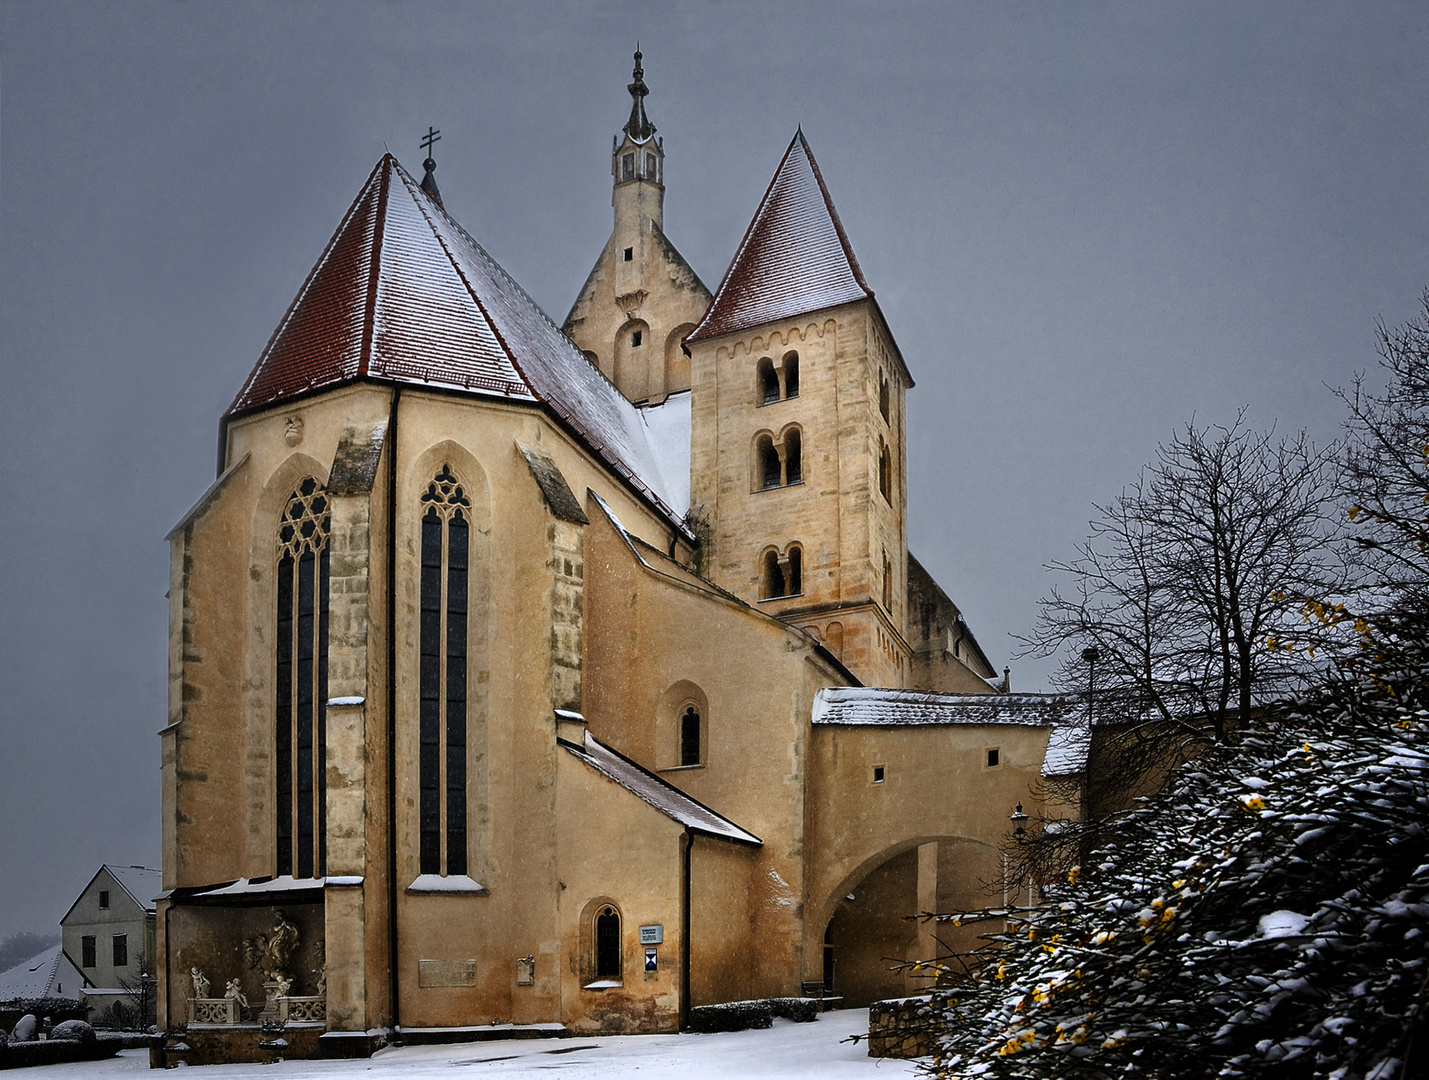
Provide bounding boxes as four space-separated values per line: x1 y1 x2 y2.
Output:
1337 291 1429 612
1018 410 1345 830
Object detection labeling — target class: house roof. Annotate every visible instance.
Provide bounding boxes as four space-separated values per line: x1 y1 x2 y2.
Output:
687 130 873 343
0 945 69 1000
226 155 688 524
563 728 761 845
60 864 162 926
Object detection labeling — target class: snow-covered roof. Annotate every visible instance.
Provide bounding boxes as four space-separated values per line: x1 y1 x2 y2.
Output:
0 945 73 1000
688 131 873 343
227 155 689 524
563 729 761 846
813 686 1077 727
1042 719 1092 778
105 865 162 911
813 688 1089 778
636 390 691 514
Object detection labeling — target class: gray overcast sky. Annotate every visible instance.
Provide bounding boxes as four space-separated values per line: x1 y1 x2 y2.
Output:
1 1 1425 938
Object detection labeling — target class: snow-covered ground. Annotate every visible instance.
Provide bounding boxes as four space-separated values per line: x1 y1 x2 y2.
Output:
7 1011 919 1079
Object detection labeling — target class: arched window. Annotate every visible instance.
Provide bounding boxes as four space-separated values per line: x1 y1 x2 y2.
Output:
761 548 784 599
784 428 802 485
788 545 803 595
879 374 890 422
879 441 892 502
882 551 893 611
276 477 330 879
782 352 799 398
757 358 779 404
595 905 622 981
757 434 781 490
680 705 701 766
419 465 471 876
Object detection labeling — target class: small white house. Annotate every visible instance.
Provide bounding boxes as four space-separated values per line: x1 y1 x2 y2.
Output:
59 865 160 1023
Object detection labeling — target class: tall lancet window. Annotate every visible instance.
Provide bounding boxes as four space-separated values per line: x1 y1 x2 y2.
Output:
275 477 330 879
419 465 470 876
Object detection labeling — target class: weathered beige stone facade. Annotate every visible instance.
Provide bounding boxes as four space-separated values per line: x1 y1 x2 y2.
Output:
157 55 1080 1063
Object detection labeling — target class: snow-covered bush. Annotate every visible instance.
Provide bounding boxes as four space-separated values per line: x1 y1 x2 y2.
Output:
921 665 1428 1079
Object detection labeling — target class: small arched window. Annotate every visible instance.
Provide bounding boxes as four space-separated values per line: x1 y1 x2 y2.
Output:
782 352 799 398
761 549 784 599
879 374 890 422
622 153 635 181
757 358 779 404
595 906 622 980
878 441 892 502
757 435 781 490
784 429 802 485
882 551 893 611
680 705 701 766
787 545 803 595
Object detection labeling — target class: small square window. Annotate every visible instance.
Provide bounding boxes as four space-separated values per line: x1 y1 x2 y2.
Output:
986 748 1000 768
98 890 110 909
631 331 642 347
623 247 633 262
872 765 886 784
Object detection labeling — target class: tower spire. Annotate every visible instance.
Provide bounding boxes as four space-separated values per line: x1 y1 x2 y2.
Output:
623 45 656 142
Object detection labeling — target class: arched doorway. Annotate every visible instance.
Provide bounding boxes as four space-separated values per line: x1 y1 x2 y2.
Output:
822 837 1002 1007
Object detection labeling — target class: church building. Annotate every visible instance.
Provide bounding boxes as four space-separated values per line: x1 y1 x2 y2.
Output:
157 52 1082 1063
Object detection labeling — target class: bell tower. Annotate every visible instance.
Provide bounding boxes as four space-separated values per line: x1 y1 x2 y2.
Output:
685 131 915 688
563 49 711 404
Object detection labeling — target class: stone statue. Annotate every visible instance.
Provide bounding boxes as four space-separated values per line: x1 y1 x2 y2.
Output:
242 934 267 972
263 910 300 979
224 979 248 1009
190 967 210 999
273 975 293 998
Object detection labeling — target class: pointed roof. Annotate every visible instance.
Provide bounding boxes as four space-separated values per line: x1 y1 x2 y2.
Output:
226 155 689 524
622 48 656 143
688 130 873 343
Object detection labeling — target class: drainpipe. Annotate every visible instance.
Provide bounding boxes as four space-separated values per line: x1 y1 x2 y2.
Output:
680 829 693 1030
386 387 402 1036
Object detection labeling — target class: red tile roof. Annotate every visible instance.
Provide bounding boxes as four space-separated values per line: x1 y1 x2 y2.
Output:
687 130 873 343
227 155 689 525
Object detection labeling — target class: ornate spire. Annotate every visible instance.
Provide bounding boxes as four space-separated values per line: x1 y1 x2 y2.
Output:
623 46 656 143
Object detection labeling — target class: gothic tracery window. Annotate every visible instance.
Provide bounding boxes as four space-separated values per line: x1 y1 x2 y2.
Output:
276 477 330 879
420 465 471 876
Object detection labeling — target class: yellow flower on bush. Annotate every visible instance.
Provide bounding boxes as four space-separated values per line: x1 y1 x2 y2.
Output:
1240 793 1265 812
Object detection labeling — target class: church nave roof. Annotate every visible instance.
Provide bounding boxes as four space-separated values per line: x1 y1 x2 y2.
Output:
227 154 689 523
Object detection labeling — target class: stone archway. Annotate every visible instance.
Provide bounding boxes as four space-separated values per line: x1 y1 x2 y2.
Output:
819 836 1003 1007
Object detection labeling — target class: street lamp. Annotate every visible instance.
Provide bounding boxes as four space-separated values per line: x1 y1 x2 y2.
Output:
1010 802 1028 842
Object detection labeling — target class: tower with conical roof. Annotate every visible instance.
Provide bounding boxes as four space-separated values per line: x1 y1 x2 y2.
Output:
685 131 917 688
563 49 711 404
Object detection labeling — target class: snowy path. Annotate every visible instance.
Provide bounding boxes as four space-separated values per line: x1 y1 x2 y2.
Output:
11 1011 920 1078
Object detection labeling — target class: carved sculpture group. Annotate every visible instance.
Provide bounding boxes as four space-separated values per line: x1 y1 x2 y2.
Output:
188 911 325 1027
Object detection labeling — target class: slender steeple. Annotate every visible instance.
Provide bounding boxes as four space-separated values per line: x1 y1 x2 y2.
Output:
624 47 656 142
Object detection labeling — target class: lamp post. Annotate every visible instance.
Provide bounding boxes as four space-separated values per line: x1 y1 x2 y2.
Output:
1081 645 1100 726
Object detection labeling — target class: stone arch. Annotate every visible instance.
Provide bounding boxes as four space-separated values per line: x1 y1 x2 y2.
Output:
614 318 651 400
664 323 695 395
815 834 1001 1007
755 357 779 404
658 680 710 768
758 546 783 600
399 440 494 885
